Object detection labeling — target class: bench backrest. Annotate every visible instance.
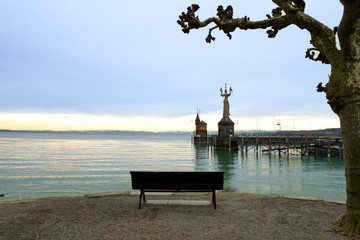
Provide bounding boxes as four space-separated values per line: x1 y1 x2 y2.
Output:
130 171 224 191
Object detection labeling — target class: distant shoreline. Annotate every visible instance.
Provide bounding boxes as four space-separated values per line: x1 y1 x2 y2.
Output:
0 129 192 135
0 128 341 136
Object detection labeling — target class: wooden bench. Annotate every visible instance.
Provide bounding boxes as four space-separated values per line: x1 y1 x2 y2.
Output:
130 171 224 209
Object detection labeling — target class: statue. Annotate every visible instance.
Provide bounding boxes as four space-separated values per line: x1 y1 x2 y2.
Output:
220 84 232 117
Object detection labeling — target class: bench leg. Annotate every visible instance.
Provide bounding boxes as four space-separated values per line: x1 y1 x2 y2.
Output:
139 189 144 209
212 190 217 210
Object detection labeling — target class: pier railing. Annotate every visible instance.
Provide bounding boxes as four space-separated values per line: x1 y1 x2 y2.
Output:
192 135 343 157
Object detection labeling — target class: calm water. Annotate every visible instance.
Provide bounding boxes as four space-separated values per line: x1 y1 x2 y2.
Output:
0 132 346 202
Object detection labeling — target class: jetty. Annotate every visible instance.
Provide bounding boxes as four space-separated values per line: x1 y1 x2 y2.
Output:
193 84 342 157
193 135 343 157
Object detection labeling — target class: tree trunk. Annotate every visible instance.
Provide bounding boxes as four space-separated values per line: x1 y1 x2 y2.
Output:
331 98 360 236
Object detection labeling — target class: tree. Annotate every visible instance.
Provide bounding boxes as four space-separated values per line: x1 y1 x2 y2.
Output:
178 0 360 237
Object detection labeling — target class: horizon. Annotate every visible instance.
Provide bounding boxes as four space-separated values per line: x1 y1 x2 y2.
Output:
0 127 341 132
0 112 340 132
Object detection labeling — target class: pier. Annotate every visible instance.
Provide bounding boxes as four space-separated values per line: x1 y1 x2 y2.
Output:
193 85 342 157
193 135 343 157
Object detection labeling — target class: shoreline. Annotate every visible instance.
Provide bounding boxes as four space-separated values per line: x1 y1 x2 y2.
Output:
0 192 349 240
0 191 346 205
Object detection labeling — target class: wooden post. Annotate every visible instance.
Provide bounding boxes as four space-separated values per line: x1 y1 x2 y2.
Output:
245 136 248 152
229 136 231 150
278 137 281 156
241 136 244 152
327 137 331 158
286 137 289 155
269 137 272 153
256 136 259 152
305 137 309 156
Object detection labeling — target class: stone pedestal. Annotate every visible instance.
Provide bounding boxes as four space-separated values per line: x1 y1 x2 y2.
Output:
216 84 237 150
218 116 234 138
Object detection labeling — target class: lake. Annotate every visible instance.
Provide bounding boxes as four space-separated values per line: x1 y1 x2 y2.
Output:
0 131 346 201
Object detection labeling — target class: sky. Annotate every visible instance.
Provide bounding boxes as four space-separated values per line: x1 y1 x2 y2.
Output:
0 0 342 132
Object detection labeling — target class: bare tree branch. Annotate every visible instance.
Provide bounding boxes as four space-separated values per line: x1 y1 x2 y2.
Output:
272 0 339 64
316 82 327 92
305 47 330 64
206 26 218 43
271 0 305 13
306 48 327 63
177 1 340 64
176 2 340 105
177 4 291 42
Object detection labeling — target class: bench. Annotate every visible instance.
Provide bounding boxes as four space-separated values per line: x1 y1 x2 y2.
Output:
130 171 224 209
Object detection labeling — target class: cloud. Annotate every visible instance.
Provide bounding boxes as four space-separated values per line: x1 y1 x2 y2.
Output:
0 0 342 130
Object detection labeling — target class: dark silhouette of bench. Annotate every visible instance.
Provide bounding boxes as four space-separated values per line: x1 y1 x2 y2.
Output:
130 171 224 209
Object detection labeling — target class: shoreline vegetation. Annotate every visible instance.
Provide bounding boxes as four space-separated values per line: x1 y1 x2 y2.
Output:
0 192 349 239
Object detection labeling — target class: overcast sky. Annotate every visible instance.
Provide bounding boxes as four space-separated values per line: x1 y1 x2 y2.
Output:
0 1 343 131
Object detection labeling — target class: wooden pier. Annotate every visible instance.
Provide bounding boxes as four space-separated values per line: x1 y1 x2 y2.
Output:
193 135 343 157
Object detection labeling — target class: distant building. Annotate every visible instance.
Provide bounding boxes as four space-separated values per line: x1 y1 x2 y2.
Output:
195 111 207 137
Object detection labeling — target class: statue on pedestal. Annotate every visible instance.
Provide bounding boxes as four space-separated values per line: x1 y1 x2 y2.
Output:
220 84 233 117
218 84 235 142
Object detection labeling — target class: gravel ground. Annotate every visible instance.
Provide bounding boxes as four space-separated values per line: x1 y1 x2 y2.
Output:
0 193 352 240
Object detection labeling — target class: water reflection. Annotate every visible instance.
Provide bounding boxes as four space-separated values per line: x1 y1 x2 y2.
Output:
213 150 238 192
193 145 346 201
